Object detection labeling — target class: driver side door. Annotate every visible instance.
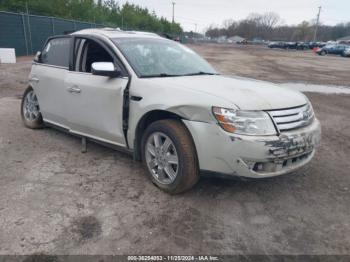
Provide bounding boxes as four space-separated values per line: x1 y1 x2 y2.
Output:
64 37 129 147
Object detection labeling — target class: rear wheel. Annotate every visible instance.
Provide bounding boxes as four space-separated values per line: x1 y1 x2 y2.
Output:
320 50 327 56
142 119 199 194
21 87 44 129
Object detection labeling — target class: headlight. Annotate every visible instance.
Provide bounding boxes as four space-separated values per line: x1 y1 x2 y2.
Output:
212 107 276 135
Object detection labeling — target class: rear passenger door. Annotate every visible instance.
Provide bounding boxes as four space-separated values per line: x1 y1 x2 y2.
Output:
64 37 129 147
30 36 71 128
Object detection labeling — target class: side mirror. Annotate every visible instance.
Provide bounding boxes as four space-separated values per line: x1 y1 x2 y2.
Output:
91 62 121 77
34 51 41 63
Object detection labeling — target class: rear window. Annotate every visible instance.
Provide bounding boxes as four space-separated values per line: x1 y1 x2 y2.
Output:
41 37 70 68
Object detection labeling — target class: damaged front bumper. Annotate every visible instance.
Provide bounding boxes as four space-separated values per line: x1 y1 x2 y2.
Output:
183 118 321 178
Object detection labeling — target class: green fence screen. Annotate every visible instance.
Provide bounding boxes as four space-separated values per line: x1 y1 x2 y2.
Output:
0 11 104 56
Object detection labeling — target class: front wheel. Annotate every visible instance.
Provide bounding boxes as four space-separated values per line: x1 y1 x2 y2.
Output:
21 87 44 129
142 119 199 194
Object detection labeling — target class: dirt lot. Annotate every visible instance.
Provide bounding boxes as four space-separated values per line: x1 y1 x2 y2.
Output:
0 45 349 255
189 44 350 86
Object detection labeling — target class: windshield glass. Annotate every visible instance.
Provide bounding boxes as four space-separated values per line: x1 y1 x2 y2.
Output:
113 38 217 77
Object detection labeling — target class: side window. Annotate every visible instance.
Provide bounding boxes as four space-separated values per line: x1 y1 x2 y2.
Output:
41 37 70 68
74 38 115 73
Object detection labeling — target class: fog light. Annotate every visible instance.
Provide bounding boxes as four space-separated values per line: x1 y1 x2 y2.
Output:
253 162 264 172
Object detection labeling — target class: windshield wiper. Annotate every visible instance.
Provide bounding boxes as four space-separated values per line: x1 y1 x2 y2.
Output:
183 71 219 76
141 72 219 78
141 73 181 78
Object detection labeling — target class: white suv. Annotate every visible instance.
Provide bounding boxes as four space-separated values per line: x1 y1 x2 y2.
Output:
22 28 321 193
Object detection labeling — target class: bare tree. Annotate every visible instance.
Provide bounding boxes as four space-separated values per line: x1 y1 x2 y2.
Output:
295 21 313 41
222 19 234 29
205 12 350 41
260 12 281 30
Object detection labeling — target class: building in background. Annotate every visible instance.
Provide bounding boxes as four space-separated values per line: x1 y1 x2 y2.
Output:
337 36 350 44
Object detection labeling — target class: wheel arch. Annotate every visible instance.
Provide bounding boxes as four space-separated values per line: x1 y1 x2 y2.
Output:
25 85 40 104
21 85 44 129
133 109 194 161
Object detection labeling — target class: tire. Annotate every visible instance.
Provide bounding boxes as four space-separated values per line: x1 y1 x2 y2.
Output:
21 86 44 129
141 119 199 194
320 50 326 56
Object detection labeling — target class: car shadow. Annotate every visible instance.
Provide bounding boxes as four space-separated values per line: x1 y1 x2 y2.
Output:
42 126 311 197
186 167 310 199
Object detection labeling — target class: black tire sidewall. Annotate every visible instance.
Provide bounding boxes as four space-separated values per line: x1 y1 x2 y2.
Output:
141 120 196 193
21 86 43 129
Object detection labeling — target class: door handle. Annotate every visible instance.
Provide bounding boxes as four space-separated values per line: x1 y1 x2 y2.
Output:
29 77 40 83
130 95 143 101
67 86 81 94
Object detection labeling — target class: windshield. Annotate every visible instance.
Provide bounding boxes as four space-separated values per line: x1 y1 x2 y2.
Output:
113 38 217 77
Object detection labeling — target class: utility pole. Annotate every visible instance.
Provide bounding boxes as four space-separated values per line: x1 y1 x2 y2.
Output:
313 6 322 42
26 1 33 54
172 2 175 23
121 14 124 30
194 23 197 33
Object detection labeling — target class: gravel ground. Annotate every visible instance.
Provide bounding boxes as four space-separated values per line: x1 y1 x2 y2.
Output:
0 45 349 255
189 44 350 86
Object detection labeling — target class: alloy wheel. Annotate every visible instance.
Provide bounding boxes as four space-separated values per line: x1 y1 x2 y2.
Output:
23 90 40 121
145 132 179 185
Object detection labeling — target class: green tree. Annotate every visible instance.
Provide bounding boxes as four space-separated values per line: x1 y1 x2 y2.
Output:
0 0 182 34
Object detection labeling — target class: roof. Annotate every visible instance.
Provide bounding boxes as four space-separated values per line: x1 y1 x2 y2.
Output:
72 28 162 39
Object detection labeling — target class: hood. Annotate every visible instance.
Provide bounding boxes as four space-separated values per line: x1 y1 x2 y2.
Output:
144 75 307 110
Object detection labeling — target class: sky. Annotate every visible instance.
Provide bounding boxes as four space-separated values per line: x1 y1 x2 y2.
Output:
119 0 350 32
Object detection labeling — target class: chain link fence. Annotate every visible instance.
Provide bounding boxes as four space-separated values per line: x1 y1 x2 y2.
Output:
0 11 105 56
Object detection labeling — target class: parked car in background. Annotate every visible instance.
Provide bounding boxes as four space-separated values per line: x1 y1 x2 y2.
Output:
22 28 321 194
268 41 286 49
268 41 309 50
296 42 310 50
309 42 326 50
285 42 298 49
316 44 348 56
343 47 350 57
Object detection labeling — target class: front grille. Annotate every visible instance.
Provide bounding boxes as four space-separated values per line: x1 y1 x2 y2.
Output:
266 104 314 132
